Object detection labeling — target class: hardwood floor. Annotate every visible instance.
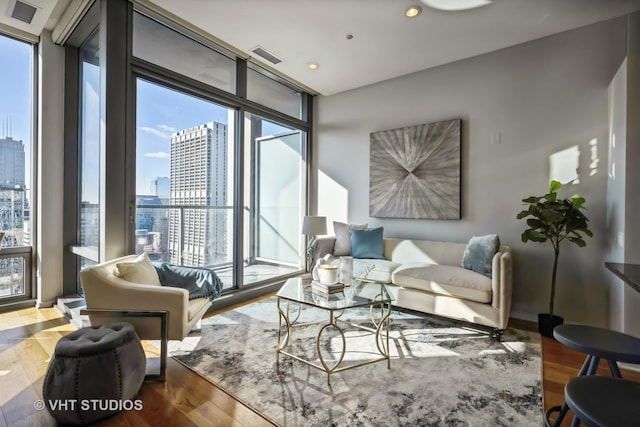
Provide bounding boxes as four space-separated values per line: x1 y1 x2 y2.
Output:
2 302 639 426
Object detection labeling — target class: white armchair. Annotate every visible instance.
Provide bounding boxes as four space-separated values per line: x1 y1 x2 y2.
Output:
79 254 214 380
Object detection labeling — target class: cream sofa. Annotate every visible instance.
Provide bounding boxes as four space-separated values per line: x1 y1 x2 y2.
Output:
311 237 513 337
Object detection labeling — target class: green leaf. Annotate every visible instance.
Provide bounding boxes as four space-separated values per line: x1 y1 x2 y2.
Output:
571 194 585 209
549 180 562 192
524 230 548 242
526 218 547 229
568 237 586 247
522 196 541 204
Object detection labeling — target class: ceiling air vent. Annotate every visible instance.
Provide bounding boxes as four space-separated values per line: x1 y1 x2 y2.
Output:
9 0 37 24
250 46 282 65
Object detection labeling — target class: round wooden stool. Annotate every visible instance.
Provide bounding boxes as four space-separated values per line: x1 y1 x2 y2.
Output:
565 376 640 426
544 324 640 427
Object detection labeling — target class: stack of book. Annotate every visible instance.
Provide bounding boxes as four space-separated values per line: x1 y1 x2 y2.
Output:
311 280 345 296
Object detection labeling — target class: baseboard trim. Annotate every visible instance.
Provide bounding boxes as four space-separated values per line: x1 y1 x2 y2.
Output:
509 311 538 324
0 299 37 313
36 299 56 309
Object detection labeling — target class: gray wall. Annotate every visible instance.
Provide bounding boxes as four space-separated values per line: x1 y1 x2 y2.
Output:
315 17 627 325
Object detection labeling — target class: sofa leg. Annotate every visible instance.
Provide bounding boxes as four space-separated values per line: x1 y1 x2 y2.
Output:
492 328 504 342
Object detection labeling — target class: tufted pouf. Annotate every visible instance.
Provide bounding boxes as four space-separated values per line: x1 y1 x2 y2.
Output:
42 322 146 425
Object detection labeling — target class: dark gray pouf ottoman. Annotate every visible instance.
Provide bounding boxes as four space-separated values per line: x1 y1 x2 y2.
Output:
43 322 146 425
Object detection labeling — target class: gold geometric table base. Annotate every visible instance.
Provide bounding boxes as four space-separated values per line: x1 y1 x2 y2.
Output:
276 297 391 386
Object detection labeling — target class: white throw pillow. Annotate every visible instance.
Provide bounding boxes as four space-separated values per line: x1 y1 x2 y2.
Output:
114 254 161 285
333 221 367 256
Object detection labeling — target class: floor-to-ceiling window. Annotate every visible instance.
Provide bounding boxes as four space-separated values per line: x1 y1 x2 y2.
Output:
243 114 306 285
131 9 311 292
76 29 101 277
135 78 236 289
0 33 34 302
64 1 312 299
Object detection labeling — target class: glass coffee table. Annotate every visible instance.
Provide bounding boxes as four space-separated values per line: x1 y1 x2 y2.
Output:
276 277 393 386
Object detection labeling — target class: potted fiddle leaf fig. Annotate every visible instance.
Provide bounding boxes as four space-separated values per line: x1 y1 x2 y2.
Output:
516 180 592 338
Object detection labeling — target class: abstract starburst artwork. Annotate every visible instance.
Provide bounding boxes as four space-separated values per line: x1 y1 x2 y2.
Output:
369 119 461 219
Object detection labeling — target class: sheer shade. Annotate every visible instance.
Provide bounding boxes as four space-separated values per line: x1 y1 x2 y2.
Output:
302 216 327 236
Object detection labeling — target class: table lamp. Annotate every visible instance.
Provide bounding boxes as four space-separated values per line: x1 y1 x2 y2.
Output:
302 216 327 269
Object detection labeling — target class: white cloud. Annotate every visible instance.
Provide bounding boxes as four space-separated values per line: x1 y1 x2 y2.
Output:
144 152 170 159
139 126 170 139
158 124 176 132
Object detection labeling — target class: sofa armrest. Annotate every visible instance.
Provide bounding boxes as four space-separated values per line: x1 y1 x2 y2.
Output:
491 247 513 329
308 236 337 266
80 268 189 326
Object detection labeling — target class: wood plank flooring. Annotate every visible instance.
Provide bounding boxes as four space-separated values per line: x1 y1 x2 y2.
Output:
2 302 639 426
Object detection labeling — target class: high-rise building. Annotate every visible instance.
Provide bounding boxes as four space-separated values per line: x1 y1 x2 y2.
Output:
0 136 25 188
169 122 229 266
136 194 167 260
0 136 26 292
0 136 26 247
151 176 170 201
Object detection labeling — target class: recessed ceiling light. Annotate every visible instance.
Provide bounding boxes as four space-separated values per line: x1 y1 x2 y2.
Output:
405 5 422 18
308 63 319 70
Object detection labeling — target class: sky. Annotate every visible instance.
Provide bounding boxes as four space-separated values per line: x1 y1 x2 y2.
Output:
0 34 33 191
136 78 231 195
0 32 295 203
136 78 291 196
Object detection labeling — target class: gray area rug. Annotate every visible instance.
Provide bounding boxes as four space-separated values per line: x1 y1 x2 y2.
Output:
170 298 542 426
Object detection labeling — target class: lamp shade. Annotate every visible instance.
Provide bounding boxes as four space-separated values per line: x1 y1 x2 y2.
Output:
302 216 327 236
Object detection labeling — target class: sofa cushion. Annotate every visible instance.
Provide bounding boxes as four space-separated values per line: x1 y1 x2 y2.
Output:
333 221 367 256
350 227 384 259
462 234 500 277
392 263 492 303
353 258 401 283
114 254 161 285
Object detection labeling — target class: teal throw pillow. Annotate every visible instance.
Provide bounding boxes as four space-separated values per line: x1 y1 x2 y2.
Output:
349 227 384 259
462 234 500 277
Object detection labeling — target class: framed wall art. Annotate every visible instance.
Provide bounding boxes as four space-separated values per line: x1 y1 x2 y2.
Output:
369 119 461 219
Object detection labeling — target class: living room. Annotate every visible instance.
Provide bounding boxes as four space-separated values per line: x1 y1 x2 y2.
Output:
2 0 640 425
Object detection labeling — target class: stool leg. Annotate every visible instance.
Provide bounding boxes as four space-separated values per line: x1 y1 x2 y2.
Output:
550 356 593 427
570 415 581 427
577 355 592 376
550 403 570 427
607 359 622 378
587 356 600 375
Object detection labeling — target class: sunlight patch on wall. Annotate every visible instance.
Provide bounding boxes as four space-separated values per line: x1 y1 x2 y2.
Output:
318 170 349 229
609 133 616 180
589 138 599 177
549 145 580 184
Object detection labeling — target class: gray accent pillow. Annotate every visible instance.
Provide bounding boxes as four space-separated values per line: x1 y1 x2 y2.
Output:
462 234 500 277
333 221 367 256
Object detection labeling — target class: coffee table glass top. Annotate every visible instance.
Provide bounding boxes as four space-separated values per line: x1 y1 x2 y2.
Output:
277 277 393 310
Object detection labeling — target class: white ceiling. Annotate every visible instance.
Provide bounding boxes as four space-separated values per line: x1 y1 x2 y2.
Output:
0 0 70 36
2 0 640 95
149 0 640 95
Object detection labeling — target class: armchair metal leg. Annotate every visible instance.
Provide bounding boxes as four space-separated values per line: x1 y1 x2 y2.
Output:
80 308 168 382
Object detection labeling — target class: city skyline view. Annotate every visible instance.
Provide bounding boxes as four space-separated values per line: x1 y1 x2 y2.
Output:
0 35 32 192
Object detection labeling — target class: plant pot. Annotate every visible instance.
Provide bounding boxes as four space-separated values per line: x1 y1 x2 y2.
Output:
538 313 564 338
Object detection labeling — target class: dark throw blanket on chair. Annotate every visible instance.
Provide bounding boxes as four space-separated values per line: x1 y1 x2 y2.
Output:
153 263 223 301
